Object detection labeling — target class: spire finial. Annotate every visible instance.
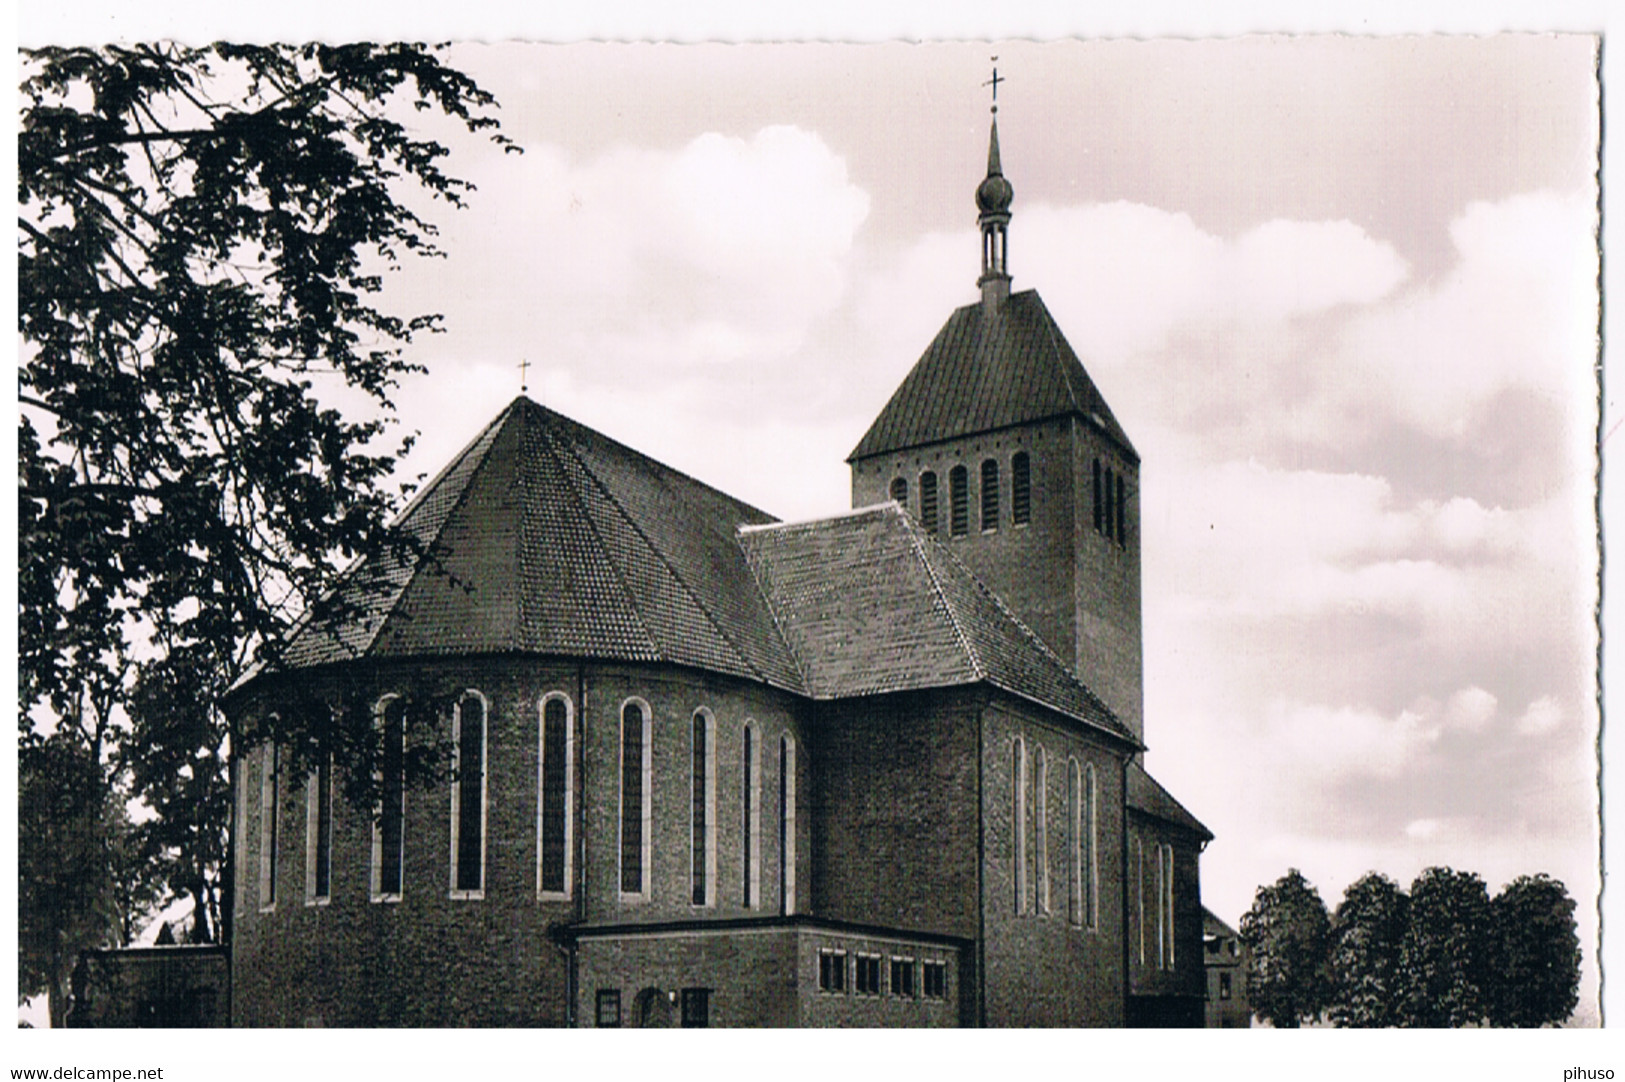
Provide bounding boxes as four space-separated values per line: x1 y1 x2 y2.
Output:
976 60 1013 308
984 56 1004 115
518 357 530 395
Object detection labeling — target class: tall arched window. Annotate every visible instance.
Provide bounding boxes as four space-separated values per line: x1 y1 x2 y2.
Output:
1033 745 1048 914
780 735 797 915
1161 844 1176 968
1011 452 1031 526
372 696 406 902
1067 758 1082 926
919 471 939 533
1012 736 1027 914
949 465 969 537
305 748 333 906
691 709 717 907
1085 764 1099 930
619 699 652 899
1154 840 1167 969
742 723 761 908
538 693 574 899
980 459 1000 532
1132 834 1145 965
450 691 487 898
889 476 909 509
258 736 280 912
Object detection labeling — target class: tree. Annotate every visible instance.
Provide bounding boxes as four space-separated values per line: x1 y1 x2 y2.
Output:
1325 872 1409 1027
1239 868 1331 1027
1398 866 1492 1027
18 735 161 1028
1486 874 1580 1027
20 44 509 947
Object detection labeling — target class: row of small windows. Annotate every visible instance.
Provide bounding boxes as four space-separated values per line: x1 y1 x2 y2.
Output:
889 452 1032 537
1092 458 1128 546
1132 837 1177 970
594 987 710 1028
257 694 795 912
1011 737 1098 929
817 950 948 1000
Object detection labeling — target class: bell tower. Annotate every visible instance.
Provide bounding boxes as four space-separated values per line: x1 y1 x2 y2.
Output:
847 88 1145 744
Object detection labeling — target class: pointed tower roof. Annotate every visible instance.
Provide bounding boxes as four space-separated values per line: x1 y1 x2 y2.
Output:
268 397 803 691
848 289 1137 461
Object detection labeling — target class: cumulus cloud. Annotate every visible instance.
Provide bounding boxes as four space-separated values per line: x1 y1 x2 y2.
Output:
1517 695 1565 737
397 126 870 375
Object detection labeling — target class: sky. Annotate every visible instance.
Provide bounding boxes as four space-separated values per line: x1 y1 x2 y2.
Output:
10 1 1617 1059
347 35 1603 1020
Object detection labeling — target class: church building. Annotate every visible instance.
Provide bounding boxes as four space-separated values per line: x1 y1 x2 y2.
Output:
225 106 1212 1028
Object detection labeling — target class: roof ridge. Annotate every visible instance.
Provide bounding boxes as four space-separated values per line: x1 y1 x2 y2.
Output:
548 419 775 687
898 509 986 682
535 420 663 662
357 402 518 659
1031 293 1086 417
734 532 814 695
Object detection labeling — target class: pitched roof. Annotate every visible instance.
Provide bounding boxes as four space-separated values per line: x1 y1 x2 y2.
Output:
1127 761 1213 840
848 289 1136 462
738 504 1135 744
271 397 802 691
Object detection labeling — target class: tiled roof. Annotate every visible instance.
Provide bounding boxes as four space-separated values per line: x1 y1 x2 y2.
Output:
848 289 1136 462
271 397 802 691
1127 761 1213 840
739 504 1135 744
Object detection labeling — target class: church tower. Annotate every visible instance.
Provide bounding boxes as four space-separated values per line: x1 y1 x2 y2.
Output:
848 104 1145 745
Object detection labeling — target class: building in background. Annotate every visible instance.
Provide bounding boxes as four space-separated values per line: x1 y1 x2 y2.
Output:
1203 908 1251 1028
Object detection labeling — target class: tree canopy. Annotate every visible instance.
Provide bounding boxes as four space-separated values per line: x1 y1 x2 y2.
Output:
19 42 508 961
1325 872 1408 1027
1239 868 1331 1027
1487 874 1581 1027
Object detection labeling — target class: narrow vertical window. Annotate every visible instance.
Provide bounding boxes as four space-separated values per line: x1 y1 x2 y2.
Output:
619 699 651 898
779 735 796 915
1012 737 1027 914
305 752 333 905
1163 844 1176 969
1104 467 1117 540
1154 840 1167 969
450 692 487 897
1011 452 1031 526
949 465 969 537
1034 746 1049 914
919 471 939 533
742 723 760 907
691 709 716 906
1092 458 1103 534
889 476 909 509
1067 758 1082 926
1085 764 1099 930
980 458 1000 532
1133 835 1145 965
372 697 406 901
1117 472 1127 547
258 739 279 911
538 693 574 898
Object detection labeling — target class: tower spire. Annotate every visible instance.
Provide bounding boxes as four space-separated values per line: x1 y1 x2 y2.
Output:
976 59 1013 309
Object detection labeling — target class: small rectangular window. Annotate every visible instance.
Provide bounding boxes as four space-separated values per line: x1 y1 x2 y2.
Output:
596 989 622 1027
1220 972 1232 1000
922 961 947 999
680 988 711 1028
855 954 883 996
890 957 916 998
819 950 848 993
1011 452 1031 526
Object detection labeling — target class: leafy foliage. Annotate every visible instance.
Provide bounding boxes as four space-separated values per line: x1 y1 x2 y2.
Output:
19 43 508 946
1397 866 1492 1027
1239 868 1331 1027
1487 874 1581 1027
1325 872 1408 1027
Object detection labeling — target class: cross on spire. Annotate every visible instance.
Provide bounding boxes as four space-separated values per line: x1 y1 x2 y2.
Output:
518 357 531 394
984 58 1003 114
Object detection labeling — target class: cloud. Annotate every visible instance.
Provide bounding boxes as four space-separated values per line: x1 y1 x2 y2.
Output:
1517 695 1565 737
